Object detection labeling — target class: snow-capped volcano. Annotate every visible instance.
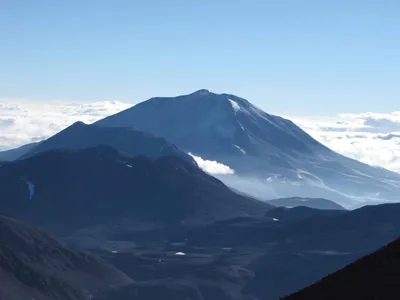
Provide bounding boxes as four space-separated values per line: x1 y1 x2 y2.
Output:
98 89 322 159
96 90 400 208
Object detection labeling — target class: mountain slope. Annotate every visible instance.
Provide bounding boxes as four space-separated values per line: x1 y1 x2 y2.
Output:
19 121 194 164
0 146 271 235
282 237 400 299
96 89 400 208
0 142 40 161
0 213 131 300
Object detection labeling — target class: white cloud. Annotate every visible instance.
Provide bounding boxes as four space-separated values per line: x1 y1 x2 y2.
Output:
288 111 400 173
0 99 132 151
189 153 235 175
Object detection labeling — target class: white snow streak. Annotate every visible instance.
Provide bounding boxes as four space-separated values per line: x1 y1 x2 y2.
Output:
21 178 35 200
234 144 246 154
229 99 241 112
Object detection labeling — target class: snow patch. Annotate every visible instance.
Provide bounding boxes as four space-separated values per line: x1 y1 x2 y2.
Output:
229 99 241 112
234 144 246 155
21 178 35 200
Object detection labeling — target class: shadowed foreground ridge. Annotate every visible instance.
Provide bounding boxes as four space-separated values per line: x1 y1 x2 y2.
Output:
282 237 400 299
0 146 271 235
0 214 131 300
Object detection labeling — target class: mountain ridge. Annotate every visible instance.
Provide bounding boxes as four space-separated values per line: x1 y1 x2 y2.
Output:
19 121 195 164
0 146 272 235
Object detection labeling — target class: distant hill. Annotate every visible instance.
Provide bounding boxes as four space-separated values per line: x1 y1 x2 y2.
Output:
0 213 131 300
264 206 345 222
267 197 346 210
0 146 271 235
282 237 400 299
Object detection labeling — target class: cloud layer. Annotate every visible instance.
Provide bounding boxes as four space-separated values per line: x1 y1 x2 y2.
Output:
0 99 132 151
0 98 398 173
189 153 235 175
289 111 400 172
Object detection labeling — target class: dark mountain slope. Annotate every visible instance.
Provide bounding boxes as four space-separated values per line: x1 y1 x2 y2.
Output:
20 121 194 164
0 142 40 161
96 89 400 208
0 213 131 300
0 146 271 235
283 237 400 299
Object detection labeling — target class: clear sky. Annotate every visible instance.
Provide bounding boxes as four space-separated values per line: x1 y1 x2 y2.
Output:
1 0 399 115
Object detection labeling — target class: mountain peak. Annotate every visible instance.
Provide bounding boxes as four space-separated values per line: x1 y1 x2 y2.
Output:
71 120 87 126
191 89 211 96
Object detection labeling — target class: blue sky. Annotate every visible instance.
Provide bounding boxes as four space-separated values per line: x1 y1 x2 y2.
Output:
1 0 399 115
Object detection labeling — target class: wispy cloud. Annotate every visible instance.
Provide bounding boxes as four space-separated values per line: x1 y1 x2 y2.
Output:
189 153 235 175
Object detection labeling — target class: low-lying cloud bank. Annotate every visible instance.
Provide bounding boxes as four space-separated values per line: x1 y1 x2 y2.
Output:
0 98 399 173
0 99 132 150
189 153 235 175
288 111 400 172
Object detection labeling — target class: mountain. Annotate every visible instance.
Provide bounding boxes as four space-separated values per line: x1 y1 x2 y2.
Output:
96 89 400 208
19 121 194 164
0 142 40 161
0 146 271 235
0 213 131 300
267 197 346 210
282 237 400 299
